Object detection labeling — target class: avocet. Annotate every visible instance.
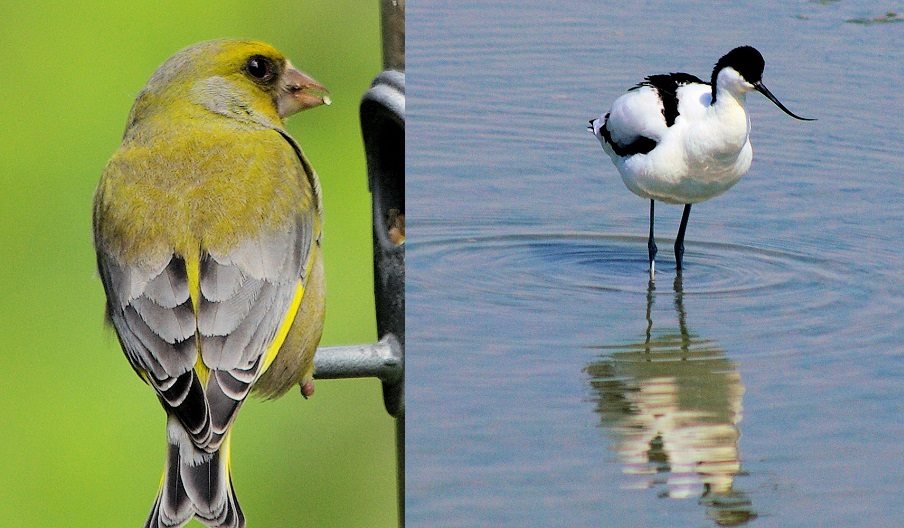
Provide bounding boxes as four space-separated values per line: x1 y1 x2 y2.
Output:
589 46 814 277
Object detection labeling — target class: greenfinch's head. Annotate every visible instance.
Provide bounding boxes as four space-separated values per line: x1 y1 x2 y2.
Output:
128 39 330 130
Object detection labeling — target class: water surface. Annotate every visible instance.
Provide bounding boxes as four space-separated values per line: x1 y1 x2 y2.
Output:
408 2 903 526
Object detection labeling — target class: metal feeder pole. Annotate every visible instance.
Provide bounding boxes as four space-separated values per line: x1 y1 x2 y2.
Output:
312 1 405 525
362 0 405 524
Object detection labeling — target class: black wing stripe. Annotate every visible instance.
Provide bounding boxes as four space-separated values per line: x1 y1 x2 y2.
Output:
634 72 707 127
600 113 658 157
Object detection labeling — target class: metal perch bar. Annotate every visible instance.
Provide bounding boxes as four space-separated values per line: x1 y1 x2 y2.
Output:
312 335 404 418
313 335 403 386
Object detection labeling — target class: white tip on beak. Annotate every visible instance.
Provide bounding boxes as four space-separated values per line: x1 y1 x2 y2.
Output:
278 61 331 117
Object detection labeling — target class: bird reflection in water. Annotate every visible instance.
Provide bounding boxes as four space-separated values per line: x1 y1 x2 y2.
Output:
585 275 757 526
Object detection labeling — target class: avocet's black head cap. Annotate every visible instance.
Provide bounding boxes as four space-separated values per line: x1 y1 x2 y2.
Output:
711 46 765 86
712 45 816 121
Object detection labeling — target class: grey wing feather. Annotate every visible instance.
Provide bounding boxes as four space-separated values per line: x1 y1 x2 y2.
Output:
144 262 191 308
197 268 262 338
131 296 196 344
98 213 315 454
197 216 312 447
98 253 213 447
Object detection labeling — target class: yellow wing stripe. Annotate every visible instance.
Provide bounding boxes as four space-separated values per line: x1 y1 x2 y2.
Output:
260 246 316 376
194 352 210 385
184 253 202 314
260 279 305 375
181 246 313 382
184 253 210 385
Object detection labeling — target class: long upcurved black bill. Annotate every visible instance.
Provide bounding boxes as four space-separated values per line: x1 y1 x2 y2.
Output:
754 81 816 121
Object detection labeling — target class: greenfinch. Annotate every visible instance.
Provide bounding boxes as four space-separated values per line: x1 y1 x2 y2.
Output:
93 39 330 528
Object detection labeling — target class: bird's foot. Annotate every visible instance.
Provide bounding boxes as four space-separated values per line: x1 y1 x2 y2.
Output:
300 379 315 399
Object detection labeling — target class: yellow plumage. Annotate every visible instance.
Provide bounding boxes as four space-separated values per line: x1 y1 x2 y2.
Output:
93 39 330 528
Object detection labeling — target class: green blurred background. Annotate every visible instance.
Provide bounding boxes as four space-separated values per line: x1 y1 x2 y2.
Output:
0 1 397 526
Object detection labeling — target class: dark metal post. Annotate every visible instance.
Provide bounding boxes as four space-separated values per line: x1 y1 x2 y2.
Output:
381 0 405 72
361 1 405 525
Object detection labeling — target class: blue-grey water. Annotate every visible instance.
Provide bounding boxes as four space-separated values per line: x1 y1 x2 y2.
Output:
407 2 903 526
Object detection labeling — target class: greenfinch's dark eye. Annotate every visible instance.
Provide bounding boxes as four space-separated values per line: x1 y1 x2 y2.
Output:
245 55 276 84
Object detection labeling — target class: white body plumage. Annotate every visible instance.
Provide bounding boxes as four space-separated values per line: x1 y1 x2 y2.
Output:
591 69 755 205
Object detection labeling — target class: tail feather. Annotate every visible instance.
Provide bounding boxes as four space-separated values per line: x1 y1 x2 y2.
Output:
145 417 244 528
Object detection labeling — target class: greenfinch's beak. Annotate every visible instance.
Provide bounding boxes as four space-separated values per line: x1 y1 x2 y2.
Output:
278 62 331 117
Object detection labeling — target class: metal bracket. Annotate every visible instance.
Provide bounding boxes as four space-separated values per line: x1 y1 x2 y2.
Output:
309 56 405 420
310 69 404 419
360 69 405 418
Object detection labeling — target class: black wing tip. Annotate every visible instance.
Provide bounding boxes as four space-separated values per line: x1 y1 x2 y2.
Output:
598 117 657 157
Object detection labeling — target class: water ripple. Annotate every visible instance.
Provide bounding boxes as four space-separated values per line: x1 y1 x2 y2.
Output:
411 232 845 302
